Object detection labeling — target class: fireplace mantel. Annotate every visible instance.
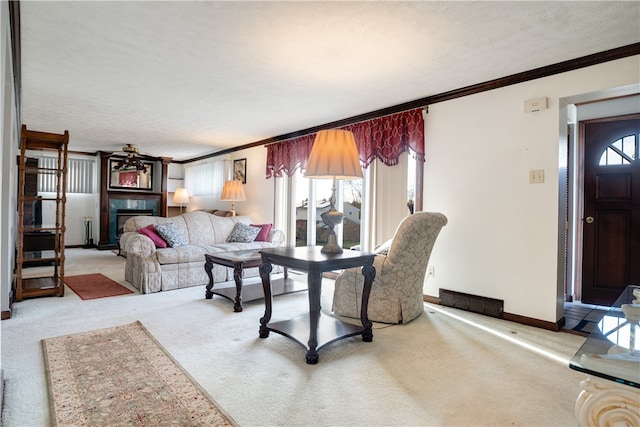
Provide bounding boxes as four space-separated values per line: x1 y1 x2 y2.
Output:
97 153 172 249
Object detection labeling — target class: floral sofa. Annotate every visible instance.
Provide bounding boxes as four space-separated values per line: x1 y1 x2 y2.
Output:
119 211 284 294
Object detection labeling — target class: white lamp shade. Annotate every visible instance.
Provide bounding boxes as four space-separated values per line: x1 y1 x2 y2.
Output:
220 180 246 201
304 129 363 180
173 187 190 204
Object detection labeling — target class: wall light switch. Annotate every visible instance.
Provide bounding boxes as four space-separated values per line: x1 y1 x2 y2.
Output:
529 169 544 184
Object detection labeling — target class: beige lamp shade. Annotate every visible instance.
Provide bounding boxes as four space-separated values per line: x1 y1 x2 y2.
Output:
304 129 363 180
220 180 246 201
220 180 245 217
172 187 190 204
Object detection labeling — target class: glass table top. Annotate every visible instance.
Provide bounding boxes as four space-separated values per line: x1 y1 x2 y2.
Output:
209 249 262 262
569 285 640 388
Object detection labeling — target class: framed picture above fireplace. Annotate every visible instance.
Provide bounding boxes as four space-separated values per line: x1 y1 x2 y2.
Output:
109 159 153 190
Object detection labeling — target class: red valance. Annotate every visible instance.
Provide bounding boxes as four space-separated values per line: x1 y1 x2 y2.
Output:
266 108 424 178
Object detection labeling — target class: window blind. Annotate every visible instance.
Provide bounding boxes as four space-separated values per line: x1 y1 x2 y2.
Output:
38 156 94 194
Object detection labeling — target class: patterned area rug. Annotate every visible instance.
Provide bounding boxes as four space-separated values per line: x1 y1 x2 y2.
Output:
42 321 238 426
64 273 133 300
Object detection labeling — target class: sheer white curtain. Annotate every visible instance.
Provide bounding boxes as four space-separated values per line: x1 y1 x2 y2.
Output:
371 153 410 245
184 159 230 196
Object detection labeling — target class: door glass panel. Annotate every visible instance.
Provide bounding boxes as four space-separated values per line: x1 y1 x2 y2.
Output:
314 179 334 246
598 134 637 166
407 156 416 213
294 170 310 247
343 179 362 249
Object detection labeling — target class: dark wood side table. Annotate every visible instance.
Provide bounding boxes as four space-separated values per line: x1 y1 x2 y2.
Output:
258 246 376 364
204 250 302 312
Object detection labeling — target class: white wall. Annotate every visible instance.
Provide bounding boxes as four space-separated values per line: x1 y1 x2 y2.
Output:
423 56 640 323
185 147 275 225
38 193 98 245
1 1 18 315
226 146 275 224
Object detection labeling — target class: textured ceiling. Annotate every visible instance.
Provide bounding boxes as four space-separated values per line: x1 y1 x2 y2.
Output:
19 1 640 161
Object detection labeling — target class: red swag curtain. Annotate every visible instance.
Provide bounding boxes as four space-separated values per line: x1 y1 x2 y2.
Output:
266 108 424 178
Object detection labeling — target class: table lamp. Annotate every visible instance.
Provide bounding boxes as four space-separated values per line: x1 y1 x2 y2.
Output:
173 187 190 214
304 129 362 254
220 180 246 216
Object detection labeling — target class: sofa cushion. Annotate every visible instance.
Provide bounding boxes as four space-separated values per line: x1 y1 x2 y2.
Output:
155 223 189 248
209 241 276 252
156 245 208 264
251 223 272 242
138 224 167 248
227 223 260 242
155 242 276 265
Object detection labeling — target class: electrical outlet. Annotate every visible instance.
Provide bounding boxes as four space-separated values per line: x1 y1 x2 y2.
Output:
427 266 435 278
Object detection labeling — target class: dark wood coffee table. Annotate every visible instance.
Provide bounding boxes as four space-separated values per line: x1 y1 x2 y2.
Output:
204 249 304 312
258 246 376 364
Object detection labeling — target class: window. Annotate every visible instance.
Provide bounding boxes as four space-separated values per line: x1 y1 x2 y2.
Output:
598 134 637 165
342 179 362 249
407 155 416 213
268 108 425 250
184 159 228 196
291 171 363 249
277 153 419 252
37 156 94 194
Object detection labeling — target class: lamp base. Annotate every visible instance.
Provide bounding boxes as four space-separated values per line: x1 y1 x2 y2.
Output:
320 206 344 254
321 231 343 254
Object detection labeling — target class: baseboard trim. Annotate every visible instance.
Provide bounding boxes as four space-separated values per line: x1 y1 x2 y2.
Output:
503 312 563 332
423 294 564 332
423 294 440 305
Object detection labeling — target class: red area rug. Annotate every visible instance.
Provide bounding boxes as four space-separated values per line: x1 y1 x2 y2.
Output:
64 273 133 300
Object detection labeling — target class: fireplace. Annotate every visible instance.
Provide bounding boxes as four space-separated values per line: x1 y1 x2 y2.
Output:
116 209 154 241
98 153 168 250
104 196 160 247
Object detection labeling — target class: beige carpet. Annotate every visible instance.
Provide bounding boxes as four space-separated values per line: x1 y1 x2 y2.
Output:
43 321 237 426
2 248 588 426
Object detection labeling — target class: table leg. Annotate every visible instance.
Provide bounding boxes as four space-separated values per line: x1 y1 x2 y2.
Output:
232 262 243 312
259 262 273 338
360 264 376 342
204 257 214 299
575 376 640 426
305 269 322 364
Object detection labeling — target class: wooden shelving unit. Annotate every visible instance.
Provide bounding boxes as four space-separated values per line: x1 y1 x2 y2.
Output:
15 125 68 301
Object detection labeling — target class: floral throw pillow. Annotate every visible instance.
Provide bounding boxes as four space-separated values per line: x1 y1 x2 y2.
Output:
154 223 189 248
227 222 260 243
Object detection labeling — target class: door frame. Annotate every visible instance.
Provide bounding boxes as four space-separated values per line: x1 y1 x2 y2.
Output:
561 88 640 309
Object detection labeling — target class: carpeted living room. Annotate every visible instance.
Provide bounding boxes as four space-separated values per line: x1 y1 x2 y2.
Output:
2 248 589 426
2 2 639 426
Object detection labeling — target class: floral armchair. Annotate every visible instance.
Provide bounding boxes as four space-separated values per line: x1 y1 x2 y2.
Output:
332 212 448 324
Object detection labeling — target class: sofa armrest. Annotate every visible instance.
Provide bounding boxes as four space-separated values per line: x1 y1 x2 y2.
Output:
120 231 156 256
268 229 285 246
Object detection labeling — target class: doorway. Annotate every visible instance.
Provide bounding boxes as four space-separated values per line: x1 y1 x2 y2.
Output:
580 115 640 305
564 90 640 311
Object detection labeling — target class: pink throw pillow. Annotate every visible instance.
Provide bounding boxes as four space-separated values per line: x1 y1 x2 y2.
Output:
251 223 272 242
138 224 168 248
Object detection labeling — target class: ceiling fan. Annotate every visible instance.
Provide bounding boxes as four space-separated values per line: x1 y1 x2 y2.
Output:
111 144 148 171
